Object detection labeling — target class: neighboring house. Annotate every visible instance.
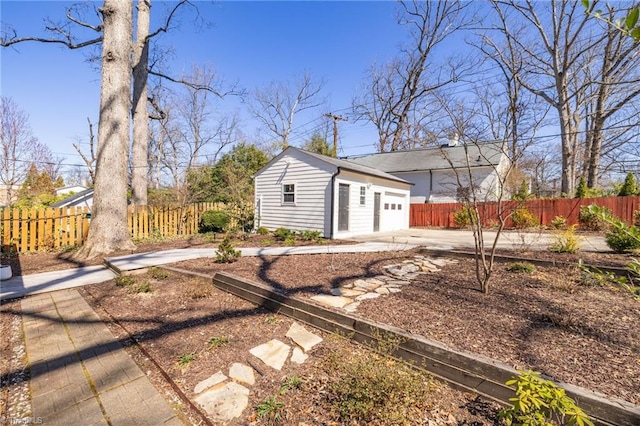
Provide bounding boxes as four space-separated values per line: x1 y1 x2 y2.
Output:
254 146 412 239
348 140 510 203
55 185 89 197
50 188 94 209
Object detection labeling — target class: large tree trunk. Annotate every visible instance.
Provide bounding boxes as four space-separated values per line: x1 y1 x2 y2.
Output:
76 0 135 259
131 0 150 206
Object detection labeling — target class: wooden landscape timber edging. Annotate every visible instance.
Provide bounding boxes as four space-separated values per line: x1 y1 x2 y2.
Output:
160 266 640 426
419 248 629 277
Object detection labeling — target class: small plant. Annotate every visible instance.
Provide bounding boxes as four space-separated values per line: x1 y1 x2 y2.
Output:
134 281 152 293
207 336 229 349
114 275 135 288
634 209 640 227
215 237 241 263
198 210 231 234
256 226 270 235
177 353 195 369
281 375 303 393
149 267 169 280
549 216 567 230
453 205 478 228
283 235 297 246
579 259 640 299
578 205 610 231
255 395 285 424
549 225 580 254
511 207 538 229
273 227 294 241
299 230 321 242
260 238 275 246
265 316 279 325
499 370 594 426
506 262 536 274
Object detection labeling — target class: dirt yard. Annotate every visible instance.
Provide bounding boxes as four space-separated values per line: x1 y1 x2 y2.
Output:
2 234 639 425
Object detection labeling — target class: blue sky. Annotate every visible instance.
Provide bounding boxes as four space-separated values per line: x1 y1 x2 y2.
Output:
1 0 429 177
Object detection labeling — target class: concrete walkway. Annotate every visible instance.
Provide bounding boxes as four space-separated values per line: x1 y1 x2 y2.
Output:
21 289 183 425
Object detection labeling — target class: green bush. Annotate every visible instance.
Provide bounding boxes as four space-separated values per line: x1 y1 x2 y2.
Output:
512 207 538 229
634 210 640 228
215 237 241 263
549 216 567 230
549 225 580 254
578 205 609 231
453 206 478 228
605 228 640 253
273 227 294 241
299 230 321 241
499 370 593 426
256 226 270 235
199 210 231 234
115 275 135 288
283 236 297 246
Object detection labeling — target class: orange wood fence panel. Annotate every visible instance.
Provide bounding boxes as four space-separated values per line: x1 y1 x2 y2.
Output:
410 196 640 228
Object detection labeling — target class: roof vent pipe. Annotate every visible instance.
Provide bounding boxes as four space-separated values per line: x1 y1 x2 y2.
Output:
448 133 459 147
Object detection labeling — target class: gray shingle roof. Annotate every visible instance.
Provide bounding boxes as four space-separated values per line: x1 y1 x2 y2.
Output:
288 147 412 184
50 188 94 207
346 141 506 173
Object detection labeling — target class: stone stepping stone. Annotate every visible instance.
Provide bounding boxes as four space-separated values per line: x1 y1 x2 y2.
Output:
290 347 308 364
375 287 390 295
352 279 381 291
229 362 255 386
330 288 364 297
343 301 360 313
310 294 352 308
194 381 250 422
355 292 381 302
249 339 290 371
286 322 323 352
194 371 227 394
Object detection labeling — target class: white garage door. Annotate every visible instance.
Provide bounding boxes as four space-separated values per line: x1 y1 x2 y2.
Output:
382 192 406 231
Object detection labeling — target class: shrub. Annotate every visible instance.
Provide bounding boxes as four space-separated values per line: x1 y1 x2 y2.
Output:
299 230 321 241
511 207 538 229
506 262 536 274
499 370 593 426
198 210 230 234
618 172 637 196
256 226 270 235
578 205 609 231
115 275 135 288
283 236 297 246
134 281 152 293
605 227 640 253
215 237 241 263
453 206 478 228
549 225 580 254
634 210 640 228
273 227 294 241
549 216 567 230
575 176 588 198
149 267 169 280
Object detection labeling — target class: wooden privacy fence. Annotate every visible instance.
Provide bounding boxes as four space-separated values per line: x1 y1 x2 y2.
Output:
1 202 229 253
410 195 640 228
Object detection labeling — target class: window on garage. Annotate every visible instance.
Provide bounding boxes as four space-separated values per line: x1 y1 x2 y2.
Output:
359 186 366 206
282 184 295 204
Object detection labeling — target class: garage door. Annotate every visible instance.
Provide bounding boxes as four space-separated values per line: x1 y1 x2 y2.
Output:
382 192 406 231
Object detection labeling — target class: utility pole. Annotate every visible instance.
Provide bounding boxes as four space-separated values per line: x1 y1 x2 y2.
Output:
324 113 347 157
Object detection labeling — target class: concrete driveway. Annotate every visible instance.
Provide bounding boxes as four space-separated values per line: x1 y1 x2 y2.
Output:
352 228 609 252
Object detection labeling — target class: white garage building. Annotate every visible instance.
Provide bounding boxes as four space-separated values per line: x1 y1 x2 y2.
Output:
254 147 412 239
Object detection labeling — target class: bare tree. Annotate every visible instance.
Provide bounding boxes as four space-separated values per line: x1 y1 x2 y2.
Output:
250 71 326 151
76 0 136 258
131 0 151 206
72 117 98 184
0 97 47 206
490 0 605 195
352 0 477 152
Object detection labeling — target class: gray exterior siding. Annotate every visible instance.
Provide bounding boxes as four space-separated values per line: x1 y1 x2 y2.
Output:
255 150 334 237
